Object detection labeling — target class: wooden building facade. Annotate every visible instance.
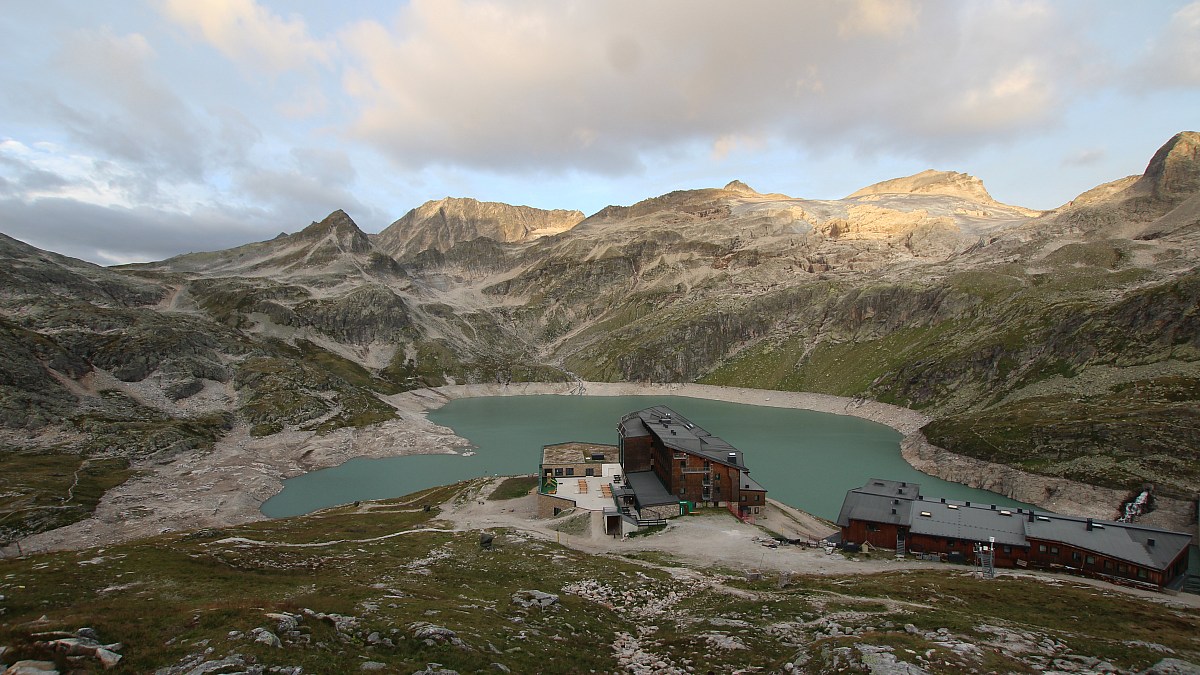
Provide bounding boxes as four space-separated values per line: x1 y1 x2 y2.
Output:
618 406 766 519
838 479 1193 590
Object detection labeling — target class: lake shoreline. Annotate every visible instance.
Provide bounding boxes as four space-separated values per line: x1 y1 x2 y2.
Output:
11 381 1190 554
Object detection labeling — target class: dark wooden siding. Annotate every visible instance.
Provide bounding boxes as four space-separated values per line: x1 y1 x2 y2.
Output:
619 434 652 473
843 520 902 549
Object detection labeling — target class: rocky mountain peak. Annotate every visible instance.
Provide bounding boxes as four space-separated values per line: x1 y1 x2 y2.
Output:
374 198 584 259
295 209 371 254
847 169 998 204
1137 130 1200 199
723 180 760 195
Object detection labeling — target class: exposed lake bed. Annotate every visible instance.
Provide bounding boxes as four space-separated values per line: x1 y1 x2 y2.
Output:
264 392 1027 519
16 381 1189 554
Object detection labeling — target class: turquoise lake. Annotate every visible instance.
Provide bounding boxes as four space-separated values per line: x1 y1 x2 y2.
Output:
261 395 1028 520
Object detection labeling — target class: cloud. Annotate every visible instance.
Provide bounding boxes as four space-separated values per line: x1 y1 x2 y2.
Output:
236 146 373 220
337 0 1091 175
160 0 334 73
0 197 278 265
838 0 919 38
44 26 213 191
1129 1 1200 89
1062 147 1106 167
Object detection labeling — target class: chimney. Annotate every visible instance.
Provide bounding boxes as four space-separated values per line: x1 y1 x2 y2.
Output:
965 501 971 507
990 505 996 510
1086 518 1093 531
1028 511 1035 523
891 508 897 515
940 498 946 503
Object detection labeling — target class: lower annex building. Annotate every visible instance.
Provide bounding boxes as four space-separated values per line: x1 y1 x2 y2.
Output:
837 479 1193 590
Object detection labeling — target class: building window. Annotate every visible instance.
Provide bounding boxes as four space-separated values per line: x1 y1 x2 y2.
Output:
1085 555 1096 565
566 468 574 476
554 468 563 476
867 524 879 532
1072 552 1081 561
1118 564 1127 573
585 468 594 476
1003 546 1012 553
1137 569 1148 579
1038 544 1047 553
1104 560 1113 570
1050 546 1059 554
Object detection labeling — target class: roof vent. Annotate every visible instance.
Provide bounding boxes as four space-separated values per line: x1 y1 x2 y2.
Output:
893 499 899 505
990 505 996 510
900 482 907 487
947 504 959 510
965 501 971 507
670 430 676 435
1086 518 1094 531
940 498 946 503
1148 538 1156 547
590 453 605 461
1037 516 1051 522
919 511 932 518
891 508 897 515
999 510 1012 516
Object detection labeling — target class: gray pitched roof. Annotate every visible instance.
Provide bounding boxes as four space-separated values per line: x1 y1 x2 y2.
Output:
620 406 744 467
910 501 1028 547
838 479 1194 572
1025 514 1192 571
836 491 913 528
739 471 766 493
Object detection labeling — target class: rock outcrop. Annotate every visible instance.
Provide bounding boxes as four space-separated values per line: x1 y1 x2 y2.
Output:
375 197 583 259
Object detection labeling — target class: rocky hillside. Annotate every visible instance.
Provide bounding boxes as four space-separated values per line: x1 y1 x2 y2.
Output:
1 132 1198 543
1 479 1197 674
374 197 584 260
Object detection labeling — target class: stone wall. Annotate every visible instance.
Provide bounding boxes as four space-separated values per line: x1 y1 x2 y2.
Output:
537 493 577 519
639 504 678 521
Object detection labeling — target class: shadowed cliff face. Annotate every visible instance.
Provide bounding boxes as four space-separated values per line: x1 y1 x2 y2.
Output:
1 132 1199 544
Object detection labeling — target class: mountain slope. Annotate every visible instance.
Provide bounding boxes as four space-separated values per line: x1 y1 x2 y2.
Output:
1 132 1198 544
374 197 584 260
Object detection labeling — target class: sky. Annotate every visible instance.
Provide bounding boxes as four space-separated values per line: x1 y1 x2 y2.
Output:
1 1 1198 265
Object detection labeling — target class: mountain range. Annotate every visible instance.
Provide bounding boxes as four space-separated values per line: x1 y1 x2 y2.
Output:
1 131 1198 543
